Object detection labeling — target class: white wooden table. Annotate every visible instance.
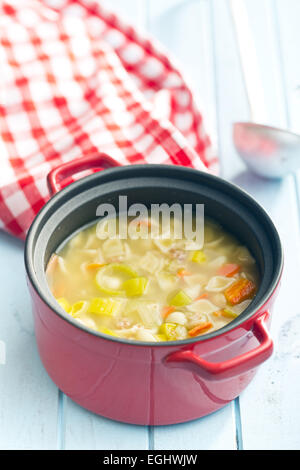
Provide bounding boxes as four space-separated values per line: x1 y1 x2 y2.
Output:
0 0 300 450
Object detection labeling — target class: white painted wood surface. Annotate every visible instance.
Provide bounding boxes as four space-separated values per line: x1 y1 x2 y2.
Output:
0 0 299 450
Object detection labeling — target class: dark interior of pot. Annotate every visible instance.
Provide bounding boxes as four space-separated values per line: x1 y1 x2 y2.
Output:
25 164 283 341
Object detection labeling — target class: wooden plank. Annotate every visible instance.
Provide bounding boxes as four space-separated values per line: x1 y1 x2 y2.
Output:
214 0 300 449
62 0 150 450
148 0 217 146
147 0 238 450
0 232 59 450
152 405 236 450
64 398 149 450
274 0 300 134
234 174 300 450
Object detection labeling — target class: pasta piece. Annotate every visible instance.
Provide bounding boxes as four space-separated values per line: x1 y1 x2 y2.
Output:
205 275 235 292
235 246 255 264
136 328 158 342
139 251 165 274
165 311 187 325
102 238 125 260
187 298 219 315
209 255 227 269
156 271 177 290
130 301 162 329
204 236 224 248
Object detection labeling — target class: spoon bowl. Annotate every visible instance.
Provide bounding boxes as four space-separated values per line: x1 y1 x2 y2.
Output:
233 122 300 179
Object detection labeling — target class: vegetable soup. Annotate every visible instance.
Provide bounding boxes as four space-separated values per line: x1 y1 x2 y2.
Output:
46 216 259 342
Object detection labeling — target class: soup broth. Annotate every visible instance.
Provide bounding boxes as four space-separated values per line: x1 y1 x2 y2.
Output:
46 216 259 342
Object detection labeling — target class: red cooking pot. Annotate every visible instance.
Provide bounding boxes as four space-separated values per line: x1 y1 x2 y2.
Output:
24 155 283 425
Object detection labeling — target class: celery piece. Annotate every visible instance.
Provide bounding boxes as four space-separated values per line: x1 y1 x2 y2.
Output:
155 334 168 342
190 250 206 263
170 290 192 307
56 297 71 313
222 308 238 318
122 277 149 297
159 323 177 340
95 263 138 295
98 327 119 337
70 300 89 317
89 297 123 317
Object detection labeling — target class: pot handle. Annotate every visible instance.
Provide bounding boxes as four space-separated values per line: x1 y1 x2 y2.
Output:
47 153 120 195
165 313 273 381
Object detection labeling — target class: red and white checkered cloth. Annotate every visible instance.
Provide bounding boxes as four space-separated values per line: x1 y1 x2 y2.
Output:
0 0 218 240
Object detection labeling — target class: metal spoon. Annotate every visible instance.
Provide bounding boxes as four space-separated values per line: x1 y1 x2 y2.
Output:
230 0 300 179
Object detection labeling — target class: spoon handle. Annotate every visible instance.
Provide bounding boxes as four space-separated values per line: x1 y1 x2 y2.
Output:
229 0 267 123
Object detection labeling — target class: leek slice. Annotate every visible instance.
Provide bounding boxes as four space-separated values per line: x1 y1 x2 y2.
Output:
122 277 149 297
95 263 138 295
170 290 192 307
155 333 168 342
70 300 89 317
160 322 177 340
190 250 206 263
221 308 238 319
98 326 119 337
89 297 124 317
56 297 71 313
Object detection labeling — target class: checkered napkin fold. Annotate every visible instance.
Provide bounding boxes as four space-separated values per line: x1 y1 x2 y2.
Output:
0 0 218 240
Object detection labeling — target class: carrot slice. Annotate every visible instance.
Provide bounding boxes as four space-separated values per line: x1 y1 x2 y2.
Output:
188 321 213 337
224 278 256 305
162 305 175 319
217 263 240 277
195 293 208 301
177 268 192 277
86 263 106 270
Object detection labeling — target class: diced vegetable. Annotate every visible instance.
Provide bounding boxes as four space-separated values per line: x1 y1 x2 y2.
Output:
217 263 240 277
177 268 192 277
165 311 187 325
170 290 192 307
70 300 89 317
155 333 167 342
195 293 208 300
221 308 238 318
187 298 219 315
139 252 164 274
160 322 178 340
86 263 106 270
156 271 177 290
122 277 149 296
134 301 162 328
89 297 123 317
136 328 157 342
190 250 206 263
56 297 71 313
162 305 175 319
205 275 235 292
98 327 119 337
95 263 138 295
188 321 213 337
224 278 256 305
46 214 260 343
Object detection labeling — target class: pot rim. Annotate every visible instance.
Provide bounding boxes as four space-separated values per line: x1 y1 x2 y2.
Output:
24 164 283 348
